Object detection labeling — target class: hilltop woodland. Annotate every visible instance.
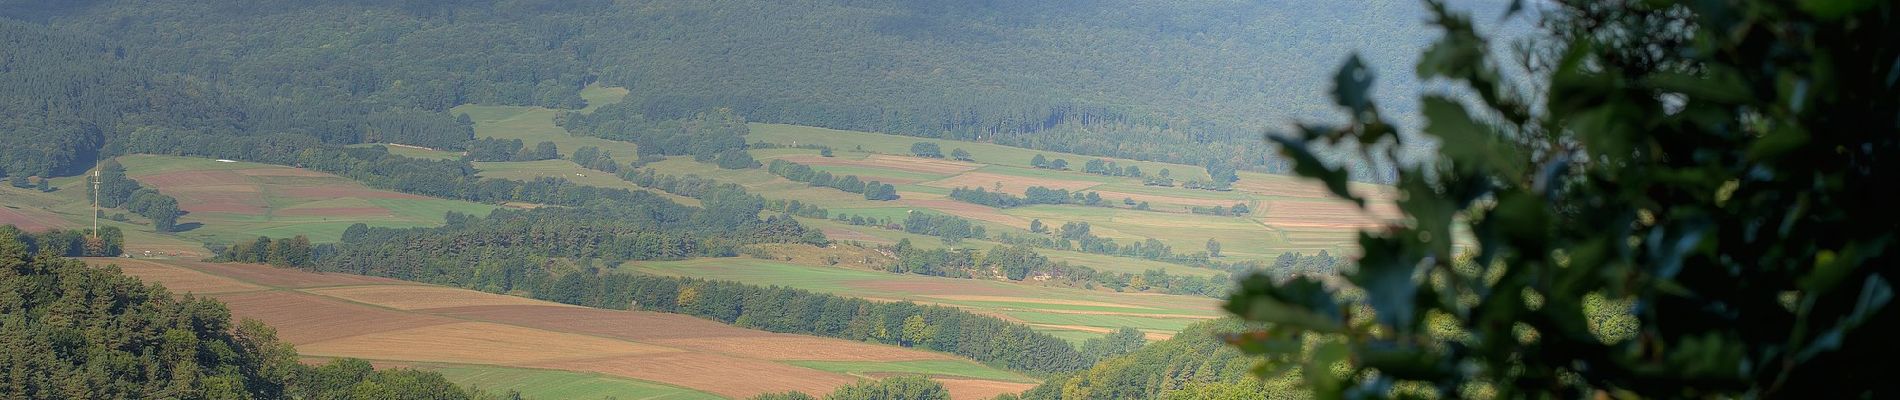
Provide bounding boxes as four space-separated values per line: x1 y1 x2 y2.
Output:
1228 1 1898 398
0 0 1446 183
0 227 506 399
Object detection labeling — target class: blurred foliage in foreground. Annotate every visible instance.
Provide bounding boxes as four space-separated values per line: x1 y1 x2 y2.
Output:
1228 0 1897 398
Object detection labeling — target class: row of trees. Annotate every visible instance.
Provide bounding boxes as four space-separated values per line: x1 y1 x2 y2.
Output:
751 376 948 400
216 236 316 268
0 228 504 399
2 225 123 257
947 186 1102 208
467 138 559 162
766 159 900 200
90 160 184 232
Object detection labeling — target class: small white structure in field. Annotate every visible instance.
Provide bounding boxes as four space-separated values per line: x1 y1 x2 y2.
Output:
215 159 236 163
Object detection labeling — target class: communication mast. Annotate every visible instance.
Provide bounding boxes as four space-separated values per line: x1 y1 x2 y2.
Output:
91 161 100 239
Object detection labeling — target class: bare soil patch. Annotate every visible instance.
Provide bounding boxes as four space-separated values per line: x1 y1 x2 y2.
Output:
305 285 582 311
91 258 263 294
530 352 855 399
920 172 1102 194
298 322 678 365
212 290 459 343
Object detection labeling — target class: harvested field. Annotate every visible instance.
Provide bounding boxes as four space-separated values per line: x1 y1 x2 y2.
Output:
300 322 678 365
171 261 407 288
781 154 982 176
208 291 457 343
920 171 1103 194
937 379 1042 400
279 186 431 199
1259 199 1400 230
1026 324 1174 341
0 205 65 232
274 207 390 217
88 258 1033 398
91 259 262 294
305 285 581 311
427 304 942 362
116 155 496 243
925 295 1156 310
533 353 856 399
849 279 1021 297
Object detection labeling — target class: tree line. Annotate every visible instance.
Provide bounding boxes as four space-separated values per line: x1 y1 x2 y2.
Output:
766 159 900 201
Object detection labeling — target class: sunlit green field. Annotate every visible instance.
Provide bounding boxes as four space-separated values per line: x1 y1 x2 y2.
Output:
427 365 721 400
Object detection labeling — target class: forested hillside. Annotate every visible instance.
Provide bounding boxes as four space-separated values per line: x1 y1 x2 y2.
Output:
1018 320 1296 399
4 0 1509 180
0 226 497 399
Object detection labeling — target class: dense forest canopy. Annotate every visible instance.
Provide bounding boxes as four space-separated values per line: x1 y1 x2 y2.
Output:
3 0 1516 180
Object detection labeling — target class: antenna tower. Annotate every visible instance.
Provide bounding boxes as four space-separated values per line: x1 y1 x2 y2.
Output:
91 161 100 239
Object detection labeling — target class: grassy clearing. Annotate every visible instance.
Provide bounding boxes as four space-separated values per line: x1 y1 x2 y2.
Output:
0 182 210 257
427 365 722 400
453 104 640 159
115 155 497 244
578 84 631 114
348 144 463 160
786 360 1034 383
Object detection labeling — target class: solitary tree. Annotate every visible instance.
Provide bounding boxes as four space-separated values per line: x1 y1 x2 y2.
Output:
1205 238 1221 258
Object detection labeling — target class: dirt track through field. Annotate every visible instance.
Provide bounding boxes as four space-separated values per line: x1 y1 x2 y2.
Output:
85 258 1031 399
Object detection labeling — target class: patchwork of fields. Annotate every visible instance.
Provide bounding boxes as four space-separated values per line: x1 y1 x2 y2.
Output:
85 258 1037 399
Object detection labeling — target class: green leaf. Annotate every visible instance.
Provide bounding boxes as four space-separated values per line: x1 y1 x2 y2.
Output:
1306 341 1352 400
1334 54 1375 116
1799 0 1877 20
1350 234 1423 335
1271 135 1365 207
1225 275 1346 333
1358 343 1451 381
